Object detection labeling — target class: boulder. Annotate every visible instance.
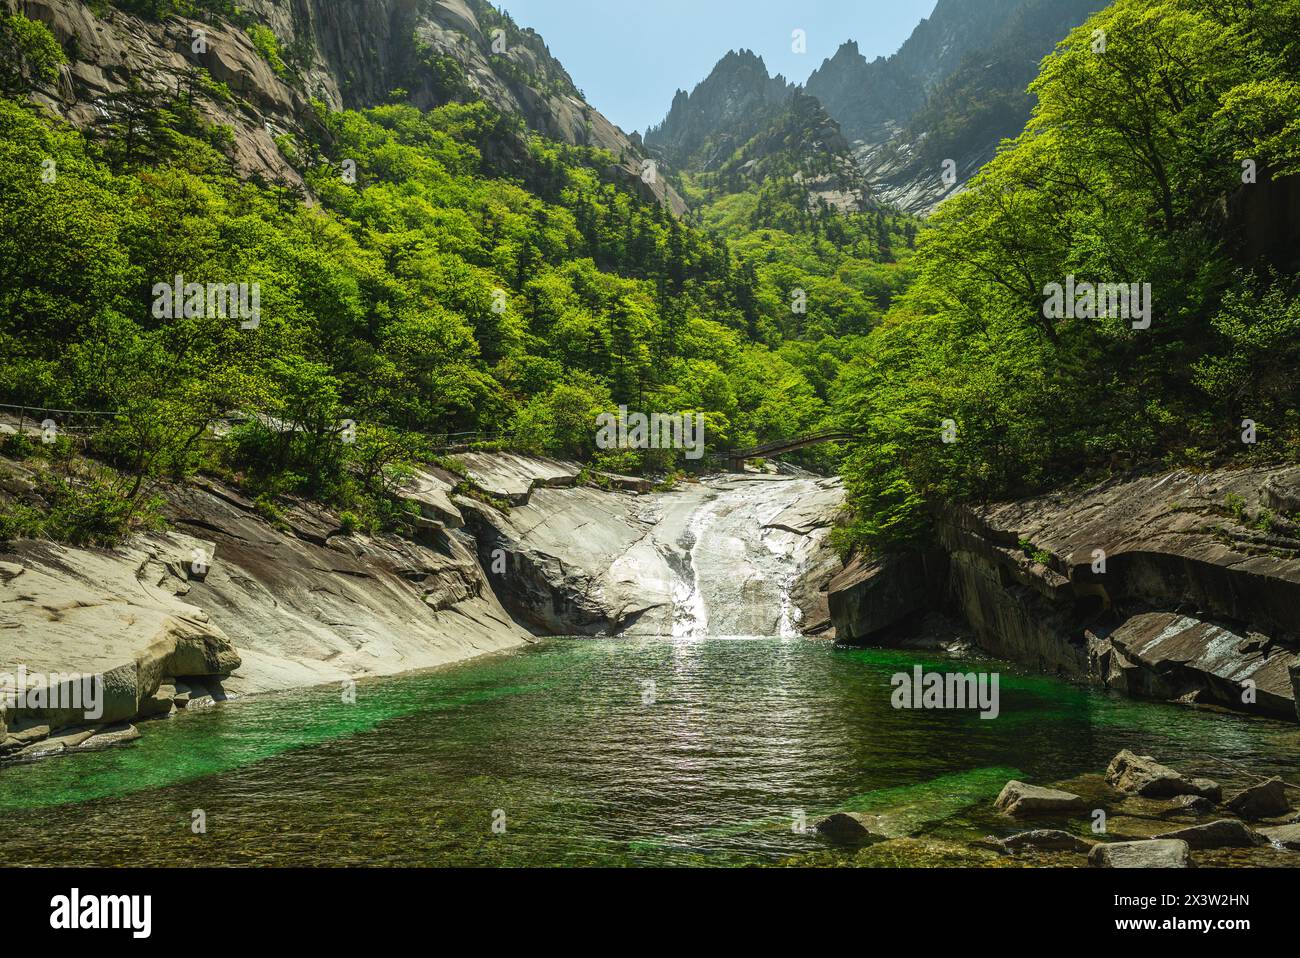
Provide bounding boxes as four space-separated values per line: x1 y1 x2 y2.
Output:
137 683 176 718
1187 778 1223 801
1089 839 1192 868
994 781 1087 817
1153 819 1264 849
178 678 226 712
596 472 653 495
813 812 886 844
1098 613 1296 718
1258 824 1300 850
1105 750 1220 800
1161 794 1216 818
997 829 1092 853
1225 778 1291 820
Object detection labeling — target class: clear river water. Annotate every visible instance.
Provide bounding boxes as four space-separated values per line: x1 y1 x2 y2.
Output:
3 478 1299 867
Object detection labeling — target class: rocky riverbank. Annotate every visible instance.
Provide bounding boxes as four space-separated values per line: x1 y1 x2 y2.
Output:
811 748 1300 867
0 461 532 760
829 464 1300 722
0 450 844 761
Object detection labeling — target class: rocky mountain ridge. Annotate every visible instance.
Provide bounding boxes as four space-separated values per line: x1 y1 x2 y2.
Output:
644 48 793 173
649 0 1107 215
805 0 1026 146
15 0 687 212
644 50 872 212
852 0 1109 212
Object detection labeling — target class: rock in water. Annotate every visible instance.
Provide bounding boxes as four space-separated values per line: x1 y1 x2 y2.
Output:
1153 820 1264 849
18 727 94 757
997 829 1092 853
75 724 141 752
1161 794 1216 818
1258 824 1300 850
1225 778 1291 820
1089 839 1192 868
813 812 885 844
994 781 1087 817
1105 750 1221 800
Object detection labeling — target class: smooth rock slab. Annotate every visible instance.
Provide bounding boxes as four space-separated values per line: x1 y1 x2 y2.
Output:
75 724 141 752
994 781 1087 817
1153 819 1264 849
448 452 580 504
1225 778 1291 820
1089 839 1192 868
396 468 463 529
18 727 94 757
1258 824 1300 850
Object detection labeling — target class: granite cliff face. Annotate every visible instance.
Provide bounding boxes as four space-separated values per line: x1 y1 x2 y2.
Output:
451 457 844 639
711 91 875 213
805 0 1027 146
849 0 1108 213
829 465 1300 722
15 0 686 212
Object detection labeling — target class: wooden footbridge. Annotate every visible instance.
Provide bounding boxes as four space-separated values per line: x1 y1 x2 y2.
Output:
724 431 852 472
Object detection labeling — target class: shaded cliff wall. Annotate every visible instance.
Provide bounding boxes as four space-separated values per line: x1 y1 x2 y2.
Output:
829 465 1300 721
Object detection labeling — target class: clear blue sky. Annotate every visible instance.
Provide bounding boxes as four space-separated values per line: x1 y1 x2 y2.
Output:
496 0 938 135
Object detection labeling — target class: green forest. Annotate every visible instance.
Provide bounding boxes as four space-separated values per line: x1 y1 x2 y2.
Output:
833 0 1300 549
1 0 1298 556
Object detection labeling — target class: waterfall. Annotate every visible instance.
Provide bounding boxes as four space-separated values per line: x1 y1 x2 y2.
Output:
671 501 715 638
670 476 820 639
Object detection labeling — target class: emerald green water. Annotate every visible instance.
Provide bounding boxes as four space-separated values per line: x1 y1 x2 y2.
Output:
2 638 1298 867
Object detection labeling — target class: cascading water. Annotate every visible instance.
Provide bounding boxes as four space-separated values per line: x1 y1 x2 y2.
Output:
670 501 715 638
671 476 824 639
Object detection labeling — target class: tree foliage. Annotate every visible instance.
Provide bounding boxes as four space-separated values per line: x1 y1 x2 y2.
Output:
833 0 1300 552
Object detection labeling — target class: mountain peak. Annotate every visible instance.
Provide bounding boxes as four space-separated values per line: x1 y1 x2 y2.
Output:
644 47 793 170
